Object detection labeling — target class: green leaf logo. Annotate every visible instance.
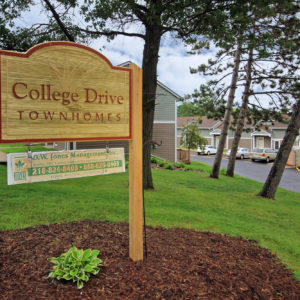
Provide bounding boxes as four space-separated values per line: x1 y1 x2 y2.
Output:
15 160 25 169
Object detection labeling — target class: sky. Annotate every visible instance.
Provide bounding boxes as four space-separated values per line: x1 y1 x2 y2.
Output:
90 35 216 98
15 2 217 100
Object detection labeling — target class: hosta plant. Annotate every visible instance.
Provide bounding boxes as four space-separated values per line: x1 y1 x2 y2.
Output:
48 247 103 289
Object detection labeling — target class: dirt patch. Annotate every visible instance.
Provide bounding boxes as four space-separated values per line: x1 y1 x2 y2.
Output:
1 220 299 299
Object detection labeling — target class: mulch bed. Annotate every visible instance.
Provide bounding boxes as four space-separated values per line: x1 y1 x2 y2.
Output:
1 220 299 299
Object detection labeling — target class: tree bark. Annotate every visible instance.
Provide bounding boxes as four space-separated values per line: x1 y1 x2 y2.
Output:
258 98 300 199
142 25 162 189
210 43 242 179
226 48 253 177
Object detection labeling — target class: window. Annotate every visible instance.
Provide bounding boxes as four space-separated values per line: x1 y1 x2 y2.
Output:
253 148 263 153
274 140 280 150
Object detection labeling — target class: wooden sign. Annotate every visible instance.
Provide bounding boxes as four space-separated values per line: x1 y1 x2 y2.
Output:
0 42 131 143
7 148 125 185
2 42 144 263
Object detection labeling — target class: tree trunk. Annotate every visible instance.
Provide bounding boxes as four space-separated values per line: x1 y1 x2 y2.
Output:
226 48 253 177
210 43 242 179
258 98 300 199
142 25 162 189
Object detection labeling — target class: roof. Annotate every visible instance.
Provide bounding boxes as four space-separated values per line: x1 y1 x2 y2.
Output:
268 120 288 128
178 115 290 132
251 129 272 137
177 116 220 128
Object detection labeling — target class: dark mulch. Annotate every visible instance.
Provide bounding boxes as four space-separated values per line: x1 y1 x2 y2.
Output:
1 220 299 299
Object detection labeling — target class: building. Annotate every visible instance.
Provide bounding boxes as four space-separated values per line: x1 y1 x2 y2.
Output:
177 116 300 150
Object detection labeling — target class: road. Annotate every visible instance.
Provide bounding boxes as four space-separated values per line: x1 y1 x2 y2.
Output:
191 153 300 194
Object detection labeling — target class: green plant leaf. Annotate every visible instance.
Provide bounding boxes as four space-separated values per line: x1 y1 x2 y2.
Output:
90 250 100 259
78 249 84 260
82 249 92 261
71 248 78 259
48 272 55 278
91 268 100 275
55 270 64 276
77 280 84 289
70 269 78 276
49 257 59 264
84 265 94 272
91 258 102 265
78 272 86 280
63 274 72 280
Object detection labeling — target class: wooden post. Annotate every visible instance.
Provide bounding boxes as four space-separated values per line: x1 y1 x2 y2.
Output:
129 63 143 261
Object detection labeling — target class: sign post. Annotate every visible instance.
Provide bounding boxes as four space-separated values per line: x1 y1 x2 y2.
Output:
0 42 144 261
129 64 143 261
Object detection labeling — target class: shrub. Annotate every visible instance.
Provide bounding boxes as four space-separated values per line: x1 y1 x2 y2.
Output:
151 156 159 164
165 164 175 170
158 161 166 168
48 247 103 289
185 166 193 171
174 162 186 168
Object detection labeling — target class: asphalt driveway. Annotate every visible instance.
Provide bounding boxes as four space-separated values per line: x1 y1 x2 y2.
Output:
191 153 300 194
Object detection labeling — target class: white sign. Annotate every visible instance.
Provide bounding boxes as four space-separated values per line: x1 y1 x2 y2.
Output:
7 148 125 185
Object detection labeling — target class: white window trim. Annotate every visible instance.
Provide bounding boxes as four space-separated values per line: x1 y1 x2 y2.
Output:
251 130 271 137
272 138 282 149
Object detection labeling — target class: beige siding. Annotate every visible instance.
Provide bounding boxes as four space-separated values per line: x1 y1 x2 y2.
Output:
228 138 251 149
152 123 175 161
264 137 271 148
239 139 252 148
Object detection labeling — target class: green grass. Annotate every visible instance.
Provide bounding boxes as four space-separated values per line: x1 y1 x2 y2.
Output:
0 143 28 148
0 161 299 280
0 146 51 154
0 143 54 154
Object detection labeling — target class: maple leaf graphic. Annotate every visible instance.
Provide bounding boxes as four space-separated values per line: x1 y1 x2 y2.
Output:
15 160 25 169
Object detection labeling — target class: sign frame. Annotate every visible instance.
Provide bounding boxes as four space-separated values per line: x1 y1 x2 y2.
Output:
0 41 132 143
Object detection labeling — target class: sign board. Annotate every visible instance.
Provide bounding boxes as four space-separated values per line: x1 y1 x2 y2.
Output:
0 42 131 143
7 148 125 185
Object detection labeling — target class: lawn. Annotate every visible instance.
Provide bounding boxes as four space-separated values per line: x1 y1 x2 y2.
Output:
0 160 299 280
0 143 51 154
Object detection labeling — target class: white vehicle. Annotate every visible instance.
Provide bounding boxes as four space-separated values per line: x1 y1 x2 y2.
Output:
250 148 277 163
226 147 250 159
197 145 217 155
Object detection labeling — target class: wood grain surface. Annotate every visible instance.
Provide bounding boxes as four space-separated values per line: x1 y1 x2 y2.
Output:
0 42 131 143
